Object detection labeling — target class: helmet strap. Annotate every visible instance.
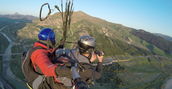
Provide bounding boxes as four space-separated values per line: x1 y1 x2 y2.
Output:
87 52 92 61
38 40 47 46
47 39 56 48
39 40 55 49
79 47 93 61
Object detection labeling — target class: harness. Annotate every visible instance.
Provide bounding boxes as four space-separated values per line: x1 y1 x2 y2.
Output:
22 46 46 89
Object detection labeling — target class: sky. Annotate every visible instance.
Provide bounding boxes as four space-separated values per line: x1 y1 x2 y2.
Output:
0 0 172 37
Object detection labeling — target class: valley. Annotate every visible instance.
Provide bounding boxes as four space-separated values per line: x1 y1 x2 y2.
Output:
0 12 172 89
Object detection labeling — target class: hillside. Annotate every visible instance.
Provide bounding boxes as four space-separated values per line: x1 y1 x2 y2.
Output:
154 33 172 42
132 30 172 55
17 11 172 57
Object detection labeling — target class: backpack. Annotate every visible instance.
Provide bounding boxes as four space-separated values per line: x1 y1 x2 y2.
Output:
21 46 44 86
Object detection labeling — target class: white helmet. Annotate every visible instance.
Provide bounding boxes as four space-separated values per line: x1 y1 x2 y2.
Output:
78 36 96 54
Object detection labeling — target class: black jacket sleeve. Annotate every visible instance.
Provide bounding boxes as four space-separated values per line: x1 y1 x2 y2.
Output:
96 62 103 73
79 63 103 81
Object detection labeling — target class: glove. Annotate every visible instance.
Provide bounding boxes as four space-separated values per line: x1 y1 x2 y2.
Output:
74 78 88 89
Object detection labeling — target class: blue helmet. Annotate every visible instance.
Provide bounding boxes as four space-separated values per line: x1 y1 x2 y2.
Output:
38 28 55 43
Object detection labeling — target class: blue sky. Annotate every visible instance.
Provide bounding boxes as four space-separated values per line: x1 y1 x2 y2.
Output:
0 0 172 37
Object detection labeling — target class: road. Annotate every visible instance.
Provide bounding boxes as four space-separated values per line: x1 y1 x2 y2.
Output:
0 77 13 89
0 26 7 32
0 26 27 89
0 77 5 89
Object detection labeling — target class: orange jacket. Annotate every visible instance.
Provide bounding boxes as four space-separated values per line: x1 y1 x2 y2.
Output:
31 42 58 80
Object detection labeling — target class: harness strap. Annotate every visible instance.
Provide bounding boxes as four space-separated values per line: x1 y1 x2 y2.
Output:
32 75 45 89
69 50 86 71
26 83 33 89
26 75 45 89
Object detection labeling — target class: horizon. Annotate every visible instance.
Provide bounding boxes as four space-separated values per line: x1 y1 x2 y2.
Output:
0 0 172 37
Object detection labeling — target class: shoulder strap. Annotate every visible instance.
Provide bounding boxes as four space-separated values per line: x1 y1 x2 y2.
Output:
69 50 86 71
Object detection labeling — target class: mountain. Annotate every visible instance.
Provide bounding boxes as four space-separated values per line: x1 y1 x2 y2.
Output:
0 14 36 42
154 33 172 42
0 13 37 21
132 29 172 54
17 11 172 56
